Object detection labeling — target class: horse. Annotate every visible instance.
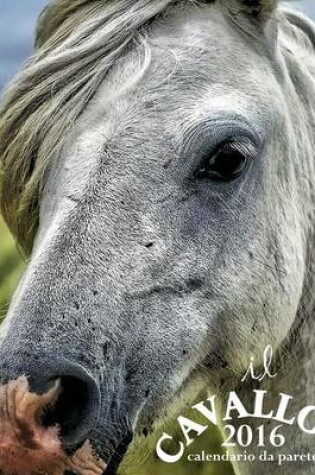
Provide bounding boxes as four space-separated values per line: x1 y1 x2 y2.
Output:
0 0 315 474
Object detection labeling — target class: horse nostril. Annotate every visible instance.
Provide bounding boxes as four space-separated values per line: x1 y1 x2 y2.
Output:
0 367 103 475
42 375 96 451
0 356 101 453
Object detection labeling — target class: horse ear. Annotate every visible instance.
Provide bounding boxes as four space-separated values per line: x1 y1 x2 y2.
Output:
221 0 278 26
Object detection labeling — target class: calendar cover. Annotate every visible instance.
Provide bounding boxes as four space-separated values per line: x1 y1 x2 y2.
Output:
0 1 315 474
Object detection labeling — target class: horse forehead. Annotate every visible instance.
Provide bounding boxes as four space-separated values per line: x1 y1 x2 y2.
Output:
148 4 239 54
95 8 272 127
138 5 264 86
52 4 276 184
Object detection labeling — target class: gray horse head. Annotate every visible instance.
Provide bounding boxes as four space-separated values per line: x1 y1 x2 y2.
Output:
0 0 315 474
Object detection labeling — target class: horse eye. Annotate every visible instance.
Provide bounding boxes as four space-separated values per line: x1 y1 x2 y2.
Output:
194 141 250 182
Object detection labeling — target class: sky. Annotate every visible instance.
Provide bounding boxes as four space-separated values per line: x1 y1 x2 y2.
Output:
0 0 314 91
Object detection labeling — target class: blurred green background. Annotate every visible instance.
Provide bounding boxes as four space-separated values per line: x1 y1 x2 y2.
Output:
0 217 24 321
120 409 235 475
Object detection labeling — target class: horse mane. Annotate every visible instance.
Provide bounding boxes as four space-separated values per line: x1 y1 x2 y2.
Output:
0 0 179 254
